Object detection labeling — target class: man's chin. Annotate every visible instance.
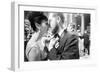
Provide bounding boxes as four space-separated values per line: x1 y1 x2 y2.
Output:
52 25 59 35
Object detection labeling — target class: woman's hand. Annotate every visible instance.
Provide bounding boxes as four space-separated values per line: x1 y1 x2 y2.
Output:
48 37 59 51
41 36 51 47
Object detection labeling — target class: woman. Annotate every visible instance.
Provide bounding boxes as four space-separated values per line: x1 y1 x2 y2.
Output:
25 12 49 61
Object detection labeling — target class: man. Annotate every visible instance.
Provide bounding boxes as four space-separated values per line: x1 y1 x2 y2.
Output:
83 26 90 55
47 13 80 60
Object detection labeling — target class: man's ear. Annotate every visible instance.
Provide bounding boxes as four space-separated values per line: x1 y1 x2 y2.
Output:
56 16 61 24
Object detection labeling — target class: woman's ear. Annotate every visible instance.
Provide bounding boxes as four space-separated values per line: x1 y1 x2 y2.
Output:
35 23 40 30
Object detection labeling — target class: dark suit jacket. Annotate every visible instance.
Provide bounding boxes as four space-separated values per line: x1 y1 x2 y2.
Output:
48 31 80 60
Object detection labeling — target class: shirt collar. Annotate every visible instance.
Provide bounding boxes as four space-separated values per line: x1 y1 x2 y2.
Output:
58 28 65 36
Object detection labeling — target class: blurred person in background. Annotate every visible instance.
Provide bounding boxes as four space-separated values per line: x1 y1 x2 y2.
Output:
83 26 90 55
24 19 33 61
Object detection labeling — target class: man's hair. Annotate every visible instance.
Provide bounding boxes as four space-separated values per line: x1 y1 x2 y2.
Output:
54 13 65 24
28 12 48 32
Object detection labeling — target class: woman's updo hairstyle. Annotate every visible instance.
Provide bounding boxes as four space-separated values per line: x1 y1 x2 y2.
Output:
28 12 48 32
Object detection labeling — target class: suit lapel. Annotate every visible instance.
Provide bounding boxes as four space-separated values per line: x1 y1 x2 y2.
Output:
58 31 69 50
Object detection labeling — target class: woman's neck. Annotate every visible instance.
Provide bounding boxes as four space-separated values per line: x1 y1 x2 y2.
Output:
36 30 44 41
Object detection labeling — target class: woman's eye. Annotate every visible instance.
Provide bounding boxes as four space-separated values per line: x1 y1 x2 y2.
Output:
46 23 48 25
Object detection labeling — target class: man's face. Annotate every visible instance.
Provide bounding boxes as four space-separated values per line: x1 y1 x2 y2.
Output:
48 13 59 34
48 13 57 30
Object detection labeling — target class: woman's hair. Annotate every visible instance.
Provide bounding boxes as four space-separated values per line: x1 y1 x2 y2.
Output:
28 12 48 32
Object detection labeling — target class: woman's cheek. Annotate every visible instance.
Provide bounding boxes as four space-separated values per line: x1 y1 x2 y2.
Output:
44 27 47 33
41 26 47 34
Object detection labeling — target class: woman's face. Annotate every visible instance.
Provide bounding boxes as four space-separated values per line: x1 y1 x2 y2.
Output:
40 20 48 34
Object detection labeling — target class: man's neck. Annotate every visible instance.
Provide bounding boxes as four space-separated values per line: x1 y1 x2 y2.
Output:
58 27 65 37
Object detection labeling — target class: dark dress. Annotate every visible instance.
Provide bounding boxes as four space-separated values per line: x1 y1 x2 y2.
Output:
83 33 90 55
48 31 80 60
